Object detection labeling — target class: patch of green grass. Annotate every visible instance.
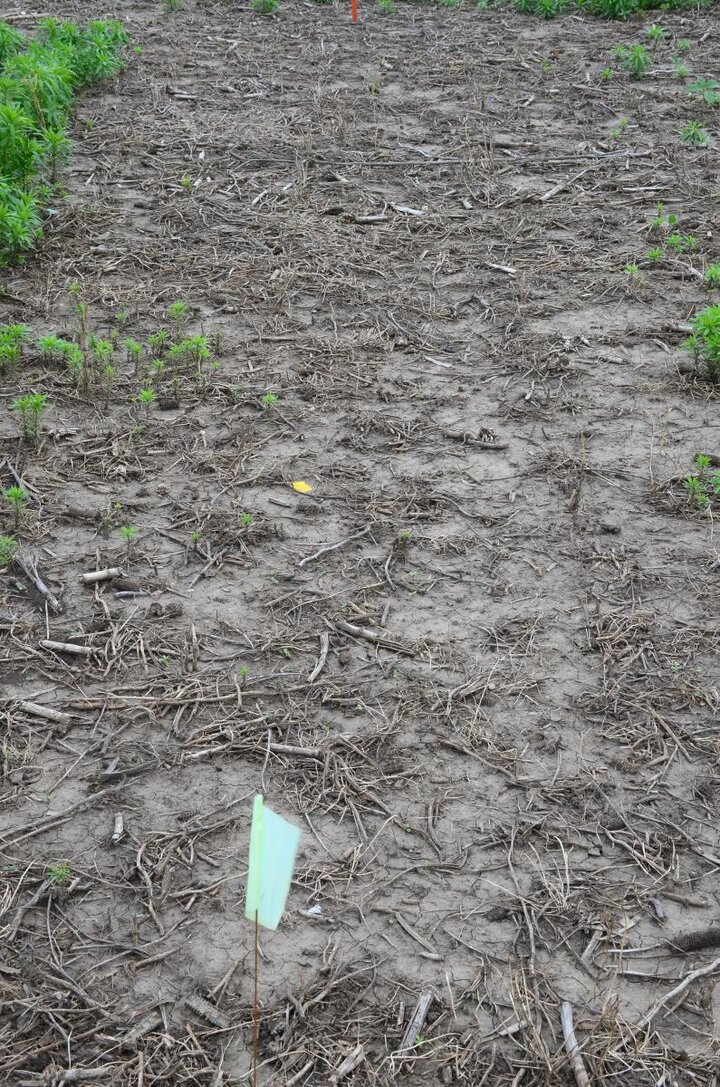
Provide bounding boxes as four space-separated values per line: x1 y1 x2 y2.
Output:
0 18 127 265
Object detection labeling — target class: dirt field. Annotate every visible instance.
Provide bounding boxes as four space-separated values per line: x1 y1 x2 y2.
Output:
1 1 719 1083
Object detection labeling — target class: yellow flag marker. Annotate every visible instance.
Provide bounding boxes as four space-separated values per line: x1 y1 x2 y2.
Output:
245 795 301 931
291 480 313 494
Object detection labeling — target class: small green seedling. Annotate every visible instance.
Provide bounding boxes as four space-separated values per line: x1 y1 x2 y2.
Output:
705 264 720 289
684 474 709 509
397 529 413 543
600 67 615 81
687 78 720 107
377 0 396 12
0 535 17 566
47 862 72 885
614 44 651 79
36 334 73 363
12 393 50 444
681 120 709 147
675 39 692 55
137 387 156 418
673 62 691 80
164 0 183 10
625 262 640 279
124 338 143 366
240 512 254 528
120 525 139 554
251 0 278 11
148 329 170 355
180 174 193 192
644 25 665 44
3 486 27 530
611 116 630 139
168 300 188 338
646 247 663 264
261 392 279 409
684 304 720 383
0 324 31 371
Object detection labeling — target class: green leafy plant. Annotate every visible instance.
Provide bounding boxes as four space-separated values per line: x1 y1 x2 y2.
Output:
681 120 709 147
646 247 663 264
611 116 630 139
675 38 691 54
261 392 279 409
120 524 139 553
12 392 50 443
3 485 27 530
614 44 651 79
644 24 665 43
0 19 127 265
0 323 31 370
600 67 615 80
684 304 720 383
167 299 188 338
164 0 183 9
624 262 640 279
240 512 254 528
684 473 709 509
377 0 396 11
137 386 156 418
180 174 193 192
36 333 73 362
47 861 72 885
250 0 278 11
705 264 720 289
0 534 18 566
673 61 690 79
687 77 720 107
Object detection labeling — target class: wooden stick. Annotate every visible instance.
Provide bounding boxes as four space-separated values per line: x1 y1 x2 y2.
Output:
17 701 72 725
253 911 259 1087
14 555 61 612
397 989 433 1054
636 954 720 1030
560 1002 590 1087
308 631 330 682
81 567 123 583
40 639 93 656
297 526 371 567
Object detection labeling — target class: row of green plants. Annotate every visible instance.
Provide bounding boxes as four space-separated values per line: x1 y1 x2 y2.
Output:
227 0 718 15
0 18 127 264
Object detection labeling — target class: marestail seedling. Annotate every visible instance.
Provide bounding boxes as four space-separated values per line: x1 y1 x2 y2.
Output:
684 305 720 383
12 392 50 444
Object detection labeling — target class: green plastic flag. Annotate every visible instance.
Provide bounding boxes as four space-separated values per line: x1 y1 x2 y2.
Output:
245 795 301 931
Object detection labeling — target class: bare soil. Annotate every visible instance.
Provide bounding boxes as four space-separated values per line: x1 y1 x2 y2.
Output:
1 1 719 1084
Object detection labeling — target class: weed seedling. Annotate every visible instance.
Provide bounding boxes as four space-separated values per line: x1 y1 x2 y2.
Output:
261 392 279 409
250 0 278 11
180 174 193 192
684 304 720 383
120 524 139 556
397 529 413 544
600 67 615 80
47 862 72 885
148 329 170 355
167 300 188 339
681 120 709 147
124 338 143 367
36 334 71 363
0 324 31 371
612 116 630 139
673 61 690 80
164 0 183 10
684 473 709 509
624 262 640 279
614 44 651 79
675 38 691 54
687 77 720 107
705 264 720 289
240 512 254 528
377 0 396 11
12 392 50 444
137 387 156 419
645 25 665 44
3 485 27 530
0 535 17 566
646 247 663 264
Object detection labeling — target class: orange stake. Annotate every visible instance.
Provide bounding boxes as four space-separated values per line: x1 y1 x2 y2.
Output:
351 0 358 21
